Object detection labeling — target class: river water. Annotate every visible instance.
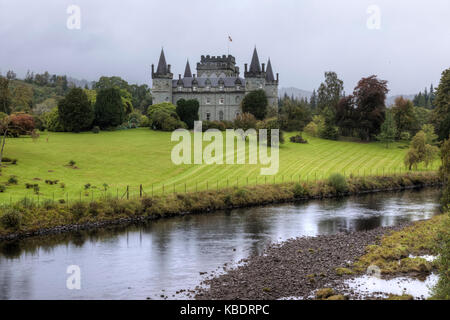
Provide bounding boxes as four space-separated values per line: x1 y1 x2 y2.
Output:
0 188 441 300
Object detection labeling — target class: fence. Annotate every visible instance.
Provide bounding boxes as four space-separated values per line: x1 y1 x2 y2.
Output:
0 166 438 208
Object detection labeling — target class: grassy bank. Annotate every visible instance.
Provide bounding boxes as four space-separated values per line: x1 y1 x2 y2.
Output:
0 129 440 203
0 172 441 240
350 210 449 299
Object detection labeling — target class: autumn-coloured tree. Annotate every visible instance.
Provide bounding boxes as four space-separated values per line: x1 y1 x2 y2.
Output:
353 75 389 141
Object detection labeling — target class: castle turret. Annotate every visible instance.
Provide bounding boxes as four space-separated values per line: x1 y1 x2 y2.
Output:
184 60 192 78
264 59 279 108
151 48 173 104
244 47 266 92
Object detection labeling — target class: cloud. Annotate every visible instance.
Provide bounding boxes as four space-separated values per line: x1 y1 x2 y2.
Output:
0 0 449 95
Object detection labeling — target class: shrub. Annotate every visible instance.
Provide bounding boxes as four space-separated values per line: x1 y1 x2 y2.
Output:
293 183 306 198
92 126 100 134
328 173 348 193
148 103 186 131
68 160 76 166
304 122 318 137
289 134 308 144
400 131 411 141
8 176 18 184
8 112 35 137
233 113 257 131
140 115 150 127
0 209 22 231
33 184 40 194
71 202 87 221
0 185 6 192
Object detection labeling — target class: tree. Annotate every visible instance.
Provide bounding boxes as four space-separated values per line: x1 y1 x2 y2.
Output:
335 95 357 137
319 106 338 140
0 77 11 114
431 68 450 141
310 89 317 111
404 130 439 170
6 70 16 80
94 88 125 128
241 90 268 120
440 139 450 208
376 110 397 148
148 102 186 131
58 88 94 132
392 96 418 138
353 75 389 141
278 98 311 132
176 99 199 129
11 84 33 112
316 71 344 112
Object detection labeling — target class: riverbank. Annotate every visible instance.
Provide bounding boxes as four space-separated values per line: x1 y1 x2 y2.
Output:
194 213 449 300
0 172 441 241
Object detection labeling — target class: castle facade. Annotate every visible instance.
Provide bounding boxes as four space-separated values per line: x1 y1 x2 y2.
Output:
151 48 278 121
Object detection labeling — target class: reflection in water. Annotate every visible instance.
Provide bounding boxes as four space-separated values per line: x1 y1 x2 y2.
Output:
0 188 441 300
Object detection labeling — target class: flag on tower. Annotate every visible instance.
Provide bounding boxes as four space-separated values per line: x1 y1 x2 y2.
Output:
228 35 233 42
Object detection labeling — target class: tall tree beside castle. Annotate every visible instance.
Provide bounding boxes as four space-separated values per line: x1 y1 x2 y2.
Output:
431 68 450 140
151 47 278 122
316 72 344 112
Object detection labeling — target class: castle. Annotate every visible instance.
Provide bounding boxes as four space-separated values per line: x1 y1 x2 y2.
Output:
151 48 279 121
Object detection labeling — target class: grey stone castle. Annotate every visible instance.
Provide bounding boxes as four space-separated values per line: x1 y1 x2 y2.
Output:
151 48 279 121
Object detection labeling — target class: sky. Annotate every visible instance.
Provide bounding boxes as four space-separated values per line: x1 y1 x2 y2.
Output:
0 0 449 95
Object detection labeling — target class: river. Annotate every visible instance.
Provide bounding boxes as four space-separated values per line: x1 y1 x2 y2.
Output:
0 188 441 300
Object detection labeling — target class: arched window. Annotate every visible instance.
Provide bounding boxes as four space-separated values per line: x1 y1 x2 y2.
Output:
219 111 224 121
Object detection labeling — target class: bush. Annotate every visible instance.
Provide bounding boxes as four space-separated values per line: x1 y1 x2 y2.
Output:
289 134 308 144
304 122 318 136
148 102 186 131
8 176 18 184
140 115 150 127
233 113 257 131
71 202 87 221
293 183 306 198
8 112 35 137
43 108 65 132
92 126 100 134
0 209 22 230
0 185 6 192
400 131 411 141
328 173 348 193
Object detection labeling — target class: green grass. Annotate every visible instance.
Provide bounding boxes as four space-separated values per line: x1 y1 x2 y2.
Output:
0 128 440 204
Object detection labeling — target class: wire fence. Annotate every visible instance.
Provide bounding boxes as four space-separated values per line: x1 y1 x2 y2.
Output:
0 166 439 209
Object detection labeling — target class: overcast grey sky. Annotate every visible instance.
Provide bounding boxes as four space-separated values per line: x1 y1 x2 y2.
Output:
1 0 449 95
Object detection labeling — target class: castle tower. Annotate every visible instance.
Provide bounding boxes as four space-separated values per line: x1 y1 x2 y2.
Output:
244 47 265 92
184 60 192 78
264 59 279 108
151 48 173 104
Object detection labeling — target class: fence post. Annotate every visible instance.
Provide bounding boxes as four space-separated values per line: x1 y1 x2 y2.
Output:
127 186 129 200
140 184 143 198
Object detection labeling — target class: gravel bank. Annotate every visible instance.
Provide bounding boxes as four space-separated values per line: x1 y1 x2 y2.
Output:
194 224 410 300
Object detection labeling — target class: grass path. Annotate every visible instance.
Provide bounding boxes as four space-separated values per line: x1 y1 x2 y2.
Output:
0 128 439 203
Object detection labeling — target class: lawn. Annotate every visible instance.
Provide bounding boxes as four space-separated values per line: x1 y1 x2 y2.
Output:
0 128 440 204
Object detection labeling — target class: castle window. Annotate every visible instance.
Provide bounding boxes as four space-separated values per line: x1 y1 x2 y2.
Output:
193 86 197 91
236 85 240 90
259 83 263 89
178 86 182 92
165 97 169 101
219 97 224 105
219 85 224 91
219 111 224 121
206 97 211 104
235 111 240 118
235 96 240 104
206 112 211 121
